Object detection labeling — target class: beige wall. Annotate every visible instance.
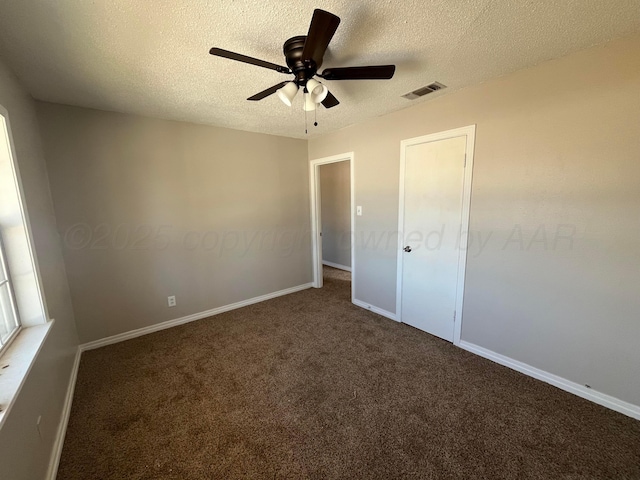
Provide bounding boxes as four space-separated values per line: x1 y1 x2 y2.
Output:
37 103 311 344
320 161 351 269
309 33 640 406
0 61 79 479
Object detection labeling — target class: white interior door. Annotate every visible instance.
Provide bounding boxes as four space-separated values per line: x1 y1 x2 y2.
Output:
399 134 467 341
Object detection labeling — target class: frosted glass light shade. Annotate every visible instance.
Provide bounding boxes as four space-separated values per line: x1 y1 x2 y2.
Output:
303 92 316 111
276 82 299 107
306 78 328 103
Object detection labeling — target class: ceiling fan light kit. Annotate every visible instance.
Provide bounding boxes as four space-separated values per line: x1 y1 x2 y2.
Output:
305 78 329 104
303 92 317 112
209 8 396 131
276 81 299 107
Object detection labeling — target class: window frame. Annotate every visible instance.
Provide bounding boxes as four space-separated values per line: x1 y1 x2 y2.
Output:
0 104 53 430
0 232 21 355
0 105 49 351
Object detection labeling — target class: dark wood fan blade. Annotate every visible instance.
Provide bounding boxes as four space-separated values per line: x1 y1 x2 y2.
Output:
321 65 396 80
247 81 290 101
301 9 341 66
321 91 340 109
210 48 291 74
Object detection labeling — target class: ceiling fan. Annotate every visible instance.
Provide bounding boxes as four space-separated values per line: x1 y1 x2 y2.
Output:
209 9 396 111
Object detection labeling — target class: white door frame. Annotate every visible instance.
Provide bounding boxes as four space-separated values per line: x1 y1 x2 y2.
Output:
396 125 476 346
309 152 355 301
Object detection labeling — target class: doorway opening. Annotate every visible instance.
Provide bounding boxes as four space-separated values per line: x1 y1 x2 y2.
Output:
309 152 355 302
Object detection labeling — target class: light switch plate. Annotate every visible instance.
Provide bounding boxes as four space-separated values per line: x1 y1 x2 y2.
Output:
357 206 363 216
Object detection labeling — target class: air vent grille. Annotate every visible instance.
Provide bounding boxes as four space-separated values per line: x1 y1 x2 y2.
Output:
402 82 447 100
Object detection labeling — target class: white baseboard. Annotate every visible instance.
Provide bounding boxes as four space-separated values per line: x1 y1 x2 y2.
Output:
352 298 398 322
46 346 81 480
322 261 351 272
45 282 313 479
42 306 639 480
458 340 640 421
80 283 313 351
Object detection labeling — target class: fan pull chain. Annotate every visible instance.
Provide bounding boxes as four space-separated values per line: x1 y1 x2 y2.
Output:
304 106 308 135
314 108 318 127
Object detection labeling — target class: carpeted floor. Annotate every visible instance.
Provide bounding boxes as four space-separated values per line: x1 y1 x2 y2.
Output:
58 267 640 479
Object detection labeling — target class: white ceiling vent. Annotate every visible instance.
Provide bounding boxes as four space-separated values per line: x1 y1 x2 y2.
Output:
402 82 447 100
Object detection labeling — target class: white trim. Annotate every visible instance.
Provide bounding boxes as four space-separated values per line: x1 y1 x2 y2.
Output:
0 321 54 429
454 127 475 345
46 347 81 480
41 308 640 480
459 340 640 421
45 282 313 479
80 283 313 351
0 106 50 326
352 299 397 322
322 260 351 272
396 125 476 345
309 152 355 307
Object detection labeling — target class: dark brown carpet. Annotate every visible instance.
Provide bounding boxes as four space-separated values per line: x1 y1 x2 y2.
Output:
58 267 640 479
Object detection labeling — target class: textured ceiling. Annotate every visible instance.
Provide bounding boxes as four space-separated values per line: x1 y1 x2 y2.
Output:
0 1 639 139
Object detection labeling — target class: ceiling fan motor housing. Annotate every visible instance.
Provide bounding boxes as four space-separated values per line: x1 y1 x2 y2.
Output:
283 36 319 86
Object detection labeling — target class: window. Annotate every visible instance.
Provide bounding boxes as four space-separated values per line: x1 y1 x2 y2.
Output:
0 105 51 427
0 234 20 352
1 105 46 358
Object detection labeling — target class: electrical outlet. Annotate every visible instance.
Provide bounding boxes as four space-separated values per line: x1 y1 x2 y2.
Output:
167 295 176 307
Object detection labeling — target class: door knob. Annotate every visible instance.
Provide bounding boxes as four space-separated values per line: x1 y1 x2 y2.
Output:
404 246 412 252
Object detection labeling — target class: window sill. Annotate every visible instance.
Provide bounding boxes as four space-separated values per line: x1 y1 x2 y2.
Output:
0 319 54 429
